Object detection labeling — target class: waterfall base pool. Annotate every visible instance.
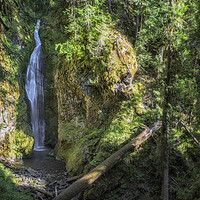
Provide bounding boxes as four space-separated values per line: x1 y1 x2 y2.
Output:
22 148 66 171
1 150 68 199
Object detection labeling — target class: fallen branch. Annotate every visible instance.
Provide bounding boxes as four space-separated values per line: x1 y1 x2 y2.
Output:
53 122 161 200
66 174 84 183
55 186 58 197
180 121 200 147
28 186 54 197
116 38 133 78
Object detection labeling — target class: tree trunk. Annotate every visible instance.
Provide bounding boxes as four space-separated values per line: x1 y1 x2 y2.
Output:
162 158 169 200
135 3 140 46
161 42 171 200
53 122 161 200
109 0 112 13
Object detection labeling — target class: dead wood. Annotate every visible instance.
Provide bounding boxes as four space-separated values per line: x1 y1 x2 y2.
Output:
66 174 84 183
28 186 54 197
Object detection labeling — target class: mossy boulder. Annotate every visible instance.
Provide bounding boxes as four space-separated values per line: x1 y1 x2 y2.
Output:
55 28 140 173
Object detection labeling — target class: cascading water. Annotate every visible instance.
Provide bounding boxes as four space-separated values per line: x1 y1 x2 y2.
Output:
25 20 45 151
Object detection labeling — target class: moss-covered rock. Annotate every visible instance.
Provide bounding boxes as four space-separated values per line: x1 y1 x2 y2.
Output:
0 5 35 158
0 43 34 157
54 22 143 173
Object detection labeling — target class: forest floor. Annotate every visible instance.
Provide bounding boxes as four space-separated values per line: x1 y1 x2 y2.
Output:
0 156 70 200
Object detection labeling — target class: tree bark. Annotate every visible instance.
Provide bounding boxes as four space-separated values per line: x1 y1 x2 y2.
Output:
162 158 169 200
109 0 112 13
53 122 161 200
161 41 171 200
134 3 140 46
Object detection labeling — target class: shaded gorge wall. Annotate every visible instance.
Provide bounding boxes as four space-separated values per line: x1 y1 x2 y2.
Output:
0 2 36 157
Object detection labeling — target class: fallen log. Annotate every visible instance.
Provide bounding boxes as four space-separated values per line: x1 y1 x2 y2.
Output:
53 122 162 200
27 186 54 198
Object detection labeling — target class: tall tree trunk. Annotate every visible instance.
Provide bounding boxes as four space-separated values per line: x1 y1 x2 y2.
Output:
161 0 174 198
162 157 169 200
134 3 140 46
109 0 112 13
161 42 171 200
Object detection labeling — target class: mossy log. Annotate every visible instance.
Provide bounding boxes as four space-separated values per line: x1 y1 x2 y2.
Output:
53 122 161 200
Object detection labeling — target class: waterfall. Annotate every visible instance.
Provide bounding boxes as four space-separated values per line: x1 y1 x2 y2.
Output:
25 20 45 151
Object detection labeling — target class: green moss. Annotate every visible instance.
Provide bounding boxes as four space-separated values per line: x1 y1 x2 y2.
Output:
0 22 34 158
2 130 34 158
89 97 149 166
56 122 87 174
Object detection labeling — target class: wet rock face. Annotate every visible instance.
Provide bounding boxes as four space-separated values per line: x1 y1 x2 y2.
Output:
0 37 34 158
0 107 13 142
0 85 34 158
44 86 58 147
56 77 100 128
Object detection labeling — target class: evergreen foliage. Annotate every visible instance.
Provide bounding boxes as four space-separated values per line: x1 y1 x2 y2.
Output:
55 1 111 80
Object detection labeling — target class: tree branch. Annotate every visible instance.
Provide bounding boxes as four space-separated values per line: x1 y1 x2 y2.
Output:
180 121 200 147
116 38 133 78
